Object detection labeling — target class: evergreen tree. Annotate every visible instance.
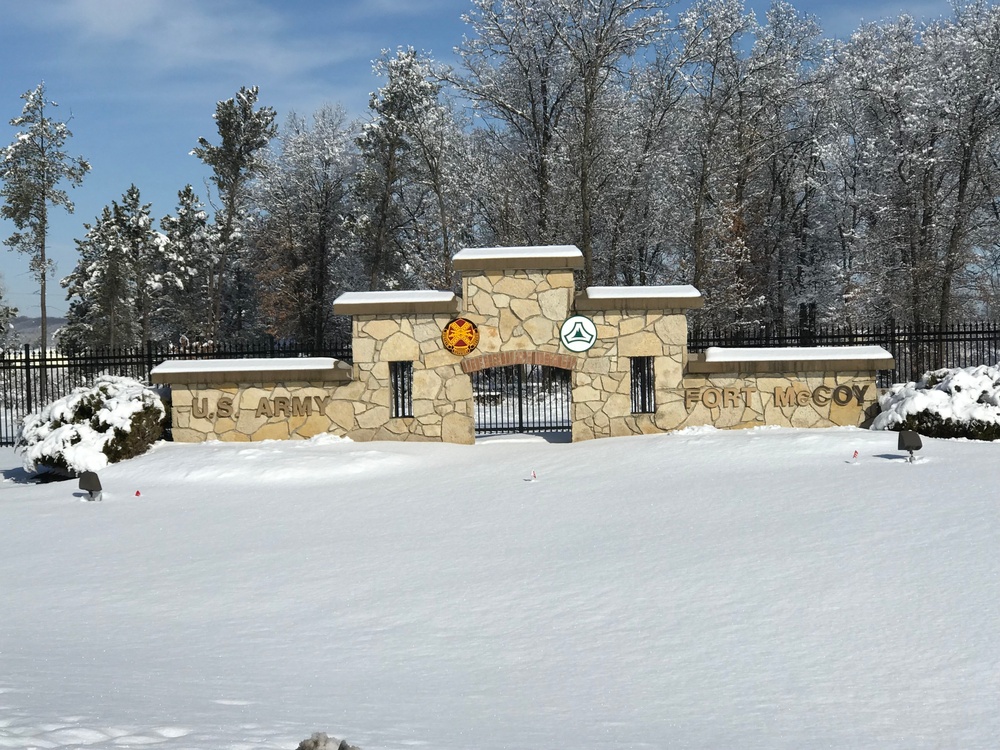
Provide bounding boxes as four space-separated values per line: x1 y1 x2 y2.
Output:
157 185 212 340
0 275 17 348
59 186 167 348
0 82 90 351
252 106 358 346
192 85 277 340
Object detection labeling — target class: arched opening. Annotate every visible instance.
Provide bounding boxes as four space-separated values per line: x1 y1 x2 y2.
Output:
464 352 575 437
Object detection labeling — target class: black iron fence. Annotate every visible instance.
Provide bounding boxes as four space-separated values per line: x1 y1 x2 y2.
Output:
5 323 1000 446
0 338 351 447
689 321 1000 388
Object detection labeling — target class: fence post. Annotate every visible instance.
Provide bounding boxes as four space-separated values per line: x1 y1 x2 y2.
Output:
145 340 155 383
22 343 32 416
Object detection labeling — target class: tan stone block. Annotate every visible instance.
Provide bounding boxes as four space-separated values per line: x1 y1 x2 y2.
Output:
492 276 536 298
381 332 420 360
235 408 267 435
423 422 442 438
492 292 511 309
446 375 473 402
653 315 687 346
170 388 194 408
522 315 556 346
573 384 603 402
225 431 251 442
609 418 635 438
473 292 499 318
214 417 237 434
423 350 458 368
351 337 377 364
604 393 632 417
297 413 337 438
477 326 502 353
332 380 365 401
655 400 688 431
349 428 376 442
572 422 596 442
412 399 436 418
357 405 390 429
442 411 474 444
790 406 824 429
253 421 290 441
412 320 442 342
618 331 663 357
510 297 541 322
498 307 518 339
581 356 612 375
655 356 684 389
414 369 443 400
618 315 648 336
538 288 570 321
361 319 400 340
170 427 205 443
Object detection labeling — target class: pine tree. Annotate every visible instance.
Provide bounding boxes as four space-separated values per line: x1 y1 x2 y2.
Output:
59 186 167 349
1 82 90 351
157 185 212 340
192 85 277 340
252 106 358 346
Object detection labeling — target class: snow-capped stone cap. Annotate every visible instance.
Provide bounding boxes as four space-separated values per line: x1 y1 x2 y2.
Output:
333 290 460 316
688 345 895 373
150 357 351 385
452 245 584 271
575 285 704 311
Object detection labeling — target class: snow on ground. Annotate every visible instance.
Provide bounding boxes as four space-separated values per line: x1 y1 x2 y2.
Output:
1 428 998 750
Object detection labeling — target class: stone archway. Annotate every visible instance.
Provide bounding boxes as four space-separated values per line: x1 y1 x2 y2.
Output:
462 351 577 436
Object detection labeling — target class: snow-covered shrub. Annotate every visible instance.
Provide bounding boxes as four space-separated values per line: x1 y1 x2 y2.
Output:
872 364 1000 440
17 375 165 474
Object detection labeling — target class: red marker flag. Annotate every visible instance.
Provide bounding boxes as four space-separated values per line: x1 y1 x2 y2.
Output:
852 450 859 460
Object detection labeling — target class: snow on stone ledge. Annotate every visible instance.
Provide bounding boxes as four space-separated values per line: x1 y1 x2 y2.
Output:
150 357 353 385
333 290 460 315
703 346 894 362
452 245 584 271
576 284 704 310
152 358 342 375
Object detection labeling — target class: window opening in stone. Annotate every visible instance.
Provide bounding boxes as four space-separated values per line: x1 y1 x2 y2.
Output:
630 356 655 414
390 361 414 418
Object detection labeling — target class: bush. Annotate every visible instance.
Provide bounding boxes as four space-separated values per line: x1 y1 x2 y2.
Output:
872 364 1000 441
17 375 165 475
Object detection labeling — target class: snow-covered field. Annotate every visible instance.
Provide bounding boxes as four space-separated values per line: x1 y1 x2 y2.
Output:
1 427 998 750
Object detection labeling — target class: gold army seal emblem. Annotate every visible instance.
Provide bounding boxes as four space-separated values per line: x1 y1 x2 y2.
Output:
441 318 480 356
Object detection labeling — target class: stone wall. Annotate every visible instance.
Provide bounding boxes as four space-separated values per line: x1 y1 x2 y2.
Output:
169 380 352 442
348 313 473 443
462 269 576 353
677 371 879 430
571 311 688 441
157 246 892 445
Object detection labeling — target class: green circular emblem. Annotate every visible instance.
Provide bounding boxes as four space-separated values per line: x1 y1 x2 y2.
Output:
560 315 597 352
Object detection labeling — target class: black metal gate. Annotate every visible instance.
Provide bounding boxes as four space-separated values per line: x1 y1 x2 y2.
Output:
472 364 572 435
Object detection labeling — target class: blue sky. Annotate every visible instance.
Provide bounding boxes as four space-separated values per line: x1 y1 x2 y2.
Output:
0 0 955 319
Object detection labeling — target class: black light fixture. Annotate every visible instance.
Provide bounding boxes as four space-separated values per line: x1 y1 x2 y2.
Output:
897 430 922 463
78 471 103 501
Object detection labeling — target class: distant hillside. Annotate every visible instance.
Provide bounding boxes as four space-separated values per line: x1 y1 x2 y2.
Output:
10 316 67 348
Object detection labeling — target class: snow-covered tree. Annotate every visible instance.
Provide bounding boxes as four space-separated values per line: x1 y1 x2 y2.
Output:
155 185 213 341
457 0 578 247
0 275 17 348
251 106 358 346
352 48 473 290
192 86 276 340
0 82 90 352
59 186 168 349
